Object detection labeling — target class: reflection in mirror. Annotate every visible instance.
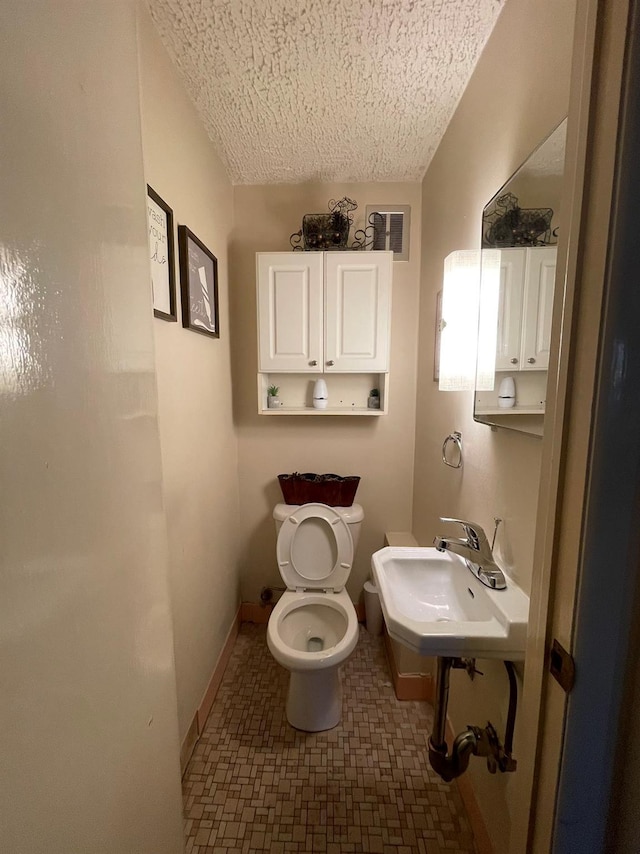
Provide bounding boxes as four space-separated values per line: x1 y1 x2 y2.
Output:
474 119 567 437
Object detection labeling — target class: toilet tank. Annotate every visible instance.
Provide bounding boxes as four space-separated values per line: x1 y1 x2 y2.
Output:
273 503 364 554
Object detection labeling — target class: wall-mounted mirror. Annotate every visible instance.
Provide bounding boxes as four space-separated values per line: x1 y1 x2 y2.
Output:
474 119 567 437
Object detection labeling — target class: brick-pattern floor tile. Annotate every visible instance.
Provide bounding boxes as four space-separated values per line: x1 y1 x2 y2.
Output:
182 624 475 853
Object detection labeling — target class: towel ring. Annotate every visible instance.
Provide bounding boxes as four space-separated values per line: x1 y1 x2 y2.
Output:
442 431 463 469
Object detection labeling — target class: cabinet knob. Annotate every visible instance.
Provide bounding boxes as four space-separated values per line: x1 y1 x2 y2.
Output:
309 360 318 366
326 360 334 367
527 357 536 364
510 358 518 364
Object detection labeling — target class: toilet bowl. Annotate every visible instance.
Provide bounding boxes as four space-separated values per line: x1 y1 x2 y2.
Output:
267 502 363 731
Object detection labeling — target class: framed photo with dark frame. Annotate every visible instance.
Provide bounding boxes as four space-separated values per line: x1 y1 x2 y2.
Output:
146 185 177 322
178 225 219 338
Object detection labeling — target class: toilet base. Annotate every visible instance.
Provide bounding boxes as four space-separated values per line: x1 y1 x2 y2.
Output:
286 667 342 732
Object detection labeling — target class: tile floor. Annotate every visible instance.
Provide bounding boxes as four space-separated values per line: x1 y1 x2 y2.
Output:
183 623 475 854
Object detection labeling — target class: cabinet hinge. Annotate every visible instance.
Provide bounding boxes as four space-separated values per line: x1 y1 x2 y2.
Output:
549 638 575 693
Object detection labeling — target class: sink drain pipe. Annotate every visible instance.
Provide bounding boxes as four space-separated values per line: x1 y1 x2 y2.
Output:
428 657 518 782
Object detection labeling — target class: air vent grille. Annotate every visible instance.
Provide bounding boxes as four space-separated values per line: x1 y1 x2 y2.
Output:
366 205 410 261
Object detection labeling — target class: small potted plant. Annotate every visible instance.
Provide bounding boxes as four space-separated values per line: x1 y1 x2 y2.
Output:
368 388 380 409
267 384 281 409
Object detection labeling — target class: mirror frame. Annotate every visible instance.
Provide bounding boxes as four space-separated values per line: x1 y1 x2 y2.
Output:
473 118 568 437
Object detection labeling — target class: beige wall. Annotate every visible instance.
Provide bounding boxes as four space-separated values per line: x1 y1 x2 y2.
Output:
138 5 242 741
413 0 576 851
0 2 184 851
230 184 421 602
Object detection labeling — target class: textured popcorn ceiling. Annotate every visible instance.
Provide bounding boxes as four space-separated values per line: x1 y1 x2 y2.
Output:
523 119 568 177
146 0 505 185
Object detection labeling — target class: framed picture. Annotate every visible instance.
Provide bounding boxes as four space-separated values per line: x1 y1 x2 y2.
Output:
146 186 176 322
433 289 442 381
178 225 219 338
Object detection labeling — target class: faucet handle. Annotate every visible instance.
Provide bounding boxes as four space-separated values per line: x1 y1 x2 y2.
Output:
438 517 490 549
439 516 487 533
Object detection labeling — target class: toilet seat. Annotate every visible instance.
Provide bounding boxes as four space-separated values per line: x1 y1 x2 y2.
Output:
267 589 358 672
276 503 353 592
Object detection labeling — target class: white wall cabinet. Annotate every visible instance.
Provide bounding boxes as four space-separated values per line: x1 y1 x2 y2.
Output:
257 251 392 373
256 251 392 415
495 246 557 372
257 253 324 372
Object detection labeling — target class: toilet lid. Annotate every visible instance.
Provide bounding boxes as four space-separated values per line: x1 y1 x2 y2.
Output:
276 503 354 592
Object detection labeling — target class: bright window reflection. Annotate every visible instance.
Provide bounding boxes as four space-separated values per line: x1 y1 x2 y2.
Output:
438 250 480 391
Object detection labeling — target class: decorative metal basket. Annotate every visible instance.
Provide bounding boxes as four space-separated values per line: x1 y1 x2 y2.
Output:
301 211 350 250
290 197 375 251
483 192 554 247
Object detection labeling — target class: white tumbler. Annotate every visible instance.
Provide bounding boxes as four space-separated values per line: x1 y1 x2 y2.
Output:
313 378 328 409
498 376 516 408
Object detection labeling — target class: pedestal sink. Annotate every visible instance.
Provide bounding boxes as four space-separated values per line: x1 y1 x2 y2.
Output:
371 546 529 660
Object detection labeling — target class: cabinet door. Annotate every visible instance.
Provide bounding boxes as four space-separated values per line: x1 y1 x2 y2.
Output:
495 249 526 371
256 253 323 372
324 252 392 372
521 246 557 371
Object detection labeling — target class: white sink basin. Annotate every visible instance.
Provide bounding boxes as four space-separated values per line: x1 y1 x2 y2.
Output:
371 546 529 660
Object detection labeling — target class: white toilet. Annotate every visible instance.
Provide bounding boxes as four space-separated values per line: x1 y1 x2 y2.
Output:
267 501 363 732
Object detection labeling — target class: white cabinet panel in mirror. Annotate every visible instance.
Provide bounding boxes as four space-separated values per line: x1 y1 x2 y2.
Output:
474 119 567 437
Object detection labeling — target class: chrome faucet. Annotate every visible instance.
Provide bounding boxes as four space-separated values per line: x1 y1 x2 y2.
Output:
433 517 507 589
